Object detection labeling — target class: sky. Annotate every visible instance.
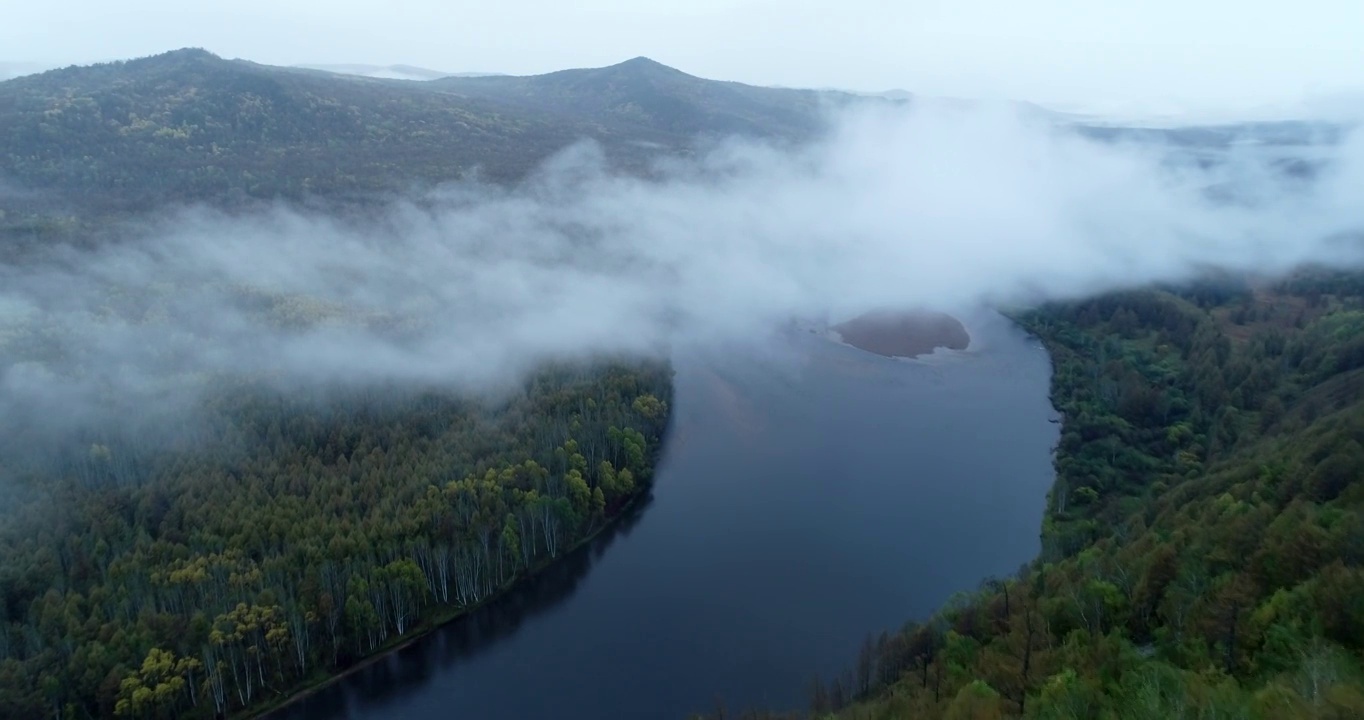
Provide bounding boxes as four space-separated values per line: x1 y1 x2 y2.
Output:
4 0 1364 117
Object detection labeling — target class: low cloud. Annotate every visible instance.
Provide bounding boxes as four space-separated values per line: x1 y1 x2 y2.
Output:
1 102 1361 447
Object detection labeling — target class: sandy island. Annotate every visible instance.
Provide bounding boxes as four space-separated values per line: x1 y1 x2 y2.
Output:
831 309 970 358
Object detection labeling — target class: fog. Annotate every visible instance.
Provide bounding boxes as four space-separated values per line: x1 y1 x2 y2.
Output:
1 103 1362 442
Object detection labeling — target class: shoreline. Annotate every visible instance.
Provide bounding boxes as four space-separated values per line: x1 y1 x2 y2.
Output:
237 326 1053 719
241 491 649 720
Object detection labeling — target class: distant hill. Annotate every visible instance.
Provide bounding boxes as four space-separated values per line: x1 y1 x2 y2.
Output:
1075 119 1344 149
0 48 851 241
294 63 505 81
0 48 1340 248
431 56 837 140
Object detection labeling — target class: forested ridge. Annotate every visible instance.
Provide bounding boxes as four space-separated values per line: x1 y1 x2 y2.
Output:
698 271 1364 719
0 48 842 247
3 47 1321 250
0 48 726 720
0 362 672 719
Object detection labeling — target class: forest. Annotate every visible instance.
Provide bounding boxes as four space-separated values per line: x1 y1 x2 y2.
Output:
0 361 672 719
0 50 840 719
0 47 835 247
0 52 727 719
692 270 1364 719
6 48 1362 720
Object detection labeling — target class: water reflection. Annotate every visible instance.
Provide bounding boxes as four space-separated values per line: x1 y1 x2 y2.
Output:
276 494 656 719
273 312 1058 720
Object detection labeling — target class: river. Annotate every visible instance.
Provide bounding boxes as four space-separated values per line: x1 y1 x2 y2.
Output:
269 310 1058 720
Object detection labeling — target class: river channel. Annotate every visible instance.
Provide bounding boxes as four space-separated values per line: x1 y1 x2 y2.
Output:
270 311 1059 719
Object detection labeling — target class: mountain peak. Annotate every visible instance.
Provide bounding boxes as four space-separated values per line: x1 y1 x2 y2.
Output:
113 47 230 75
609 56 684 76
137 47 223 65
4 47 229 86
164 47 219 60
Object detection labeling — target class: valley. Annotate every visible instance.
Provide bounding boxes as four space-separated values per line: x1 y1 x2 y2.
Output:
0 47 1360 720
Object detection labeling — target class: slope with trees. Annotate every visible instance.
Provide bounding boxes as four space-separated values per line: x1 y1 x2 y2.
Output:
0 361 672 719
0 49 712 720
702 271 1364 719
0 48 845 241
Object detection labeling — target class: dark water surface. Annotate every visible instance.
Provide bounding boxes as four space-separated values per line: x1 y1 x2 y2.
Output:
271 312 1058 720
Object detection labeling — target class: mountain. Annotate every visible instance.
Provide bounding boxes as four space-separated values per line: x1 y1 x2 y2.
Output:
0 48 848 241
1076 119 1344 149
5 47 1330 248
0 48 695 720
430 56 836 139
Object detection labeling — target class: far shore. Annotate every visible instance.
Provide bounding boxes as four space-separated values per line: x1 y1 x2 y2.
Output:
831 309 970 358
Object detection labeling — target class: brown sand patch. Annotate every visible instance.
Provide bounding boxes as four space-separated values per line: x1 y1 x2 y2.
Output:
833 309 970 358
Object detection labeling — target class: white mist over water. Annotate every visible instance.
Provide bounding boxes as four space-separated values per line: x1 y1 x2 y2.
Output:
1 103 1361 430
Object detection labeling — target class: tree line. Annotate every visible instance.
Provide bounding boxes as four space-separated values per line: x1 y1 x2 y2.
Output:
698 270 1364 719
0 361 672 719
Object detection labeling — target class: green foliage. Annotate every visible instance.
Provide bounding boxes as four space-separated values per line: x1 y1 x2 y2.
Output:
0 362 672 718
739 273 1364 720
0 49 846 248
944 680 1004 720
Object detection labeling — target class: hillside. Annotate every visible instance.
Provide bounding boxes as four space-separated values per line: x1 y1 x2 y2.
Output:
700 273 1364 719
0 50 696 719
431 56 834 140
0 49 846 244
3 47 1332 247
0 364 674 719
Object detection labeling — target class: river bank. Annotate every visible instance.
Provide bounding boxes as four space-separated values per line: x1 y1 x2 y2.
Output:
246 483 659 720
270 316 1059 720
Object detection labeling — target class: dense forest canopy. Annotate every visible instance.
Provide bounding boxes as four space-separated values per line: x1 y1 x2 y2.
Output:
0 48 845 246
697 270 1364 719
0 361 672 718
0 206 679 716
0 48 1332 249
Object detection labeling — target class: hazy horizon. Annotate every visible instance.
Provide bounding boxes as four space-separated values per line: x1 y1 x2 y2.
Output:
4 1 1364 121
3 49 1360 127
